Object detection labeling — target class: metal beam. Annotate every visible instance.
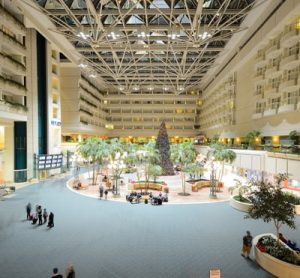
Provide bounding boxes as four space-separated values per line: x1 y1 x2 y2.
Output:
57 24 240 32
46 8 248 16
77 45 223 52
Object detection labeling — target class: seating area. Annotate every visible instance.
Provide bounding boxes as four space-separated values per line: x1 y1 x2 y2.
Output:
126 191 168 205
191 180 224 192
128 181 165 192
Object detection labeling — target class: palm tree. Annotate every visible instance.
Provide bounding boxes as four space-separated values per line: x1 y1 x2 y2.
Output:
208 144 236 184
171 141 197 195
95 139 110 179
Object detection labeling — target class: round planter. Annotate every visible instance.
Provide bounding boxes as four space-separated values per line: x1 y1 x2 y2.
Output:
253 233 300 278
295 204 300 215
229 196 252 212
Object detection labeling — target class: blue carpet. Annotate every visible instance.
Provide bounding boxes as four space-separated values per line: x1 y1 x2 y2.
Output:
0 176 299 278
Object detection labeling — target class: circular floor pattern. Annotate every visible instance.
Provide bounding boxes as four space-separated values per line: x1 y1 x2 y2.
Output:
0 175 299 278
67 172 231 205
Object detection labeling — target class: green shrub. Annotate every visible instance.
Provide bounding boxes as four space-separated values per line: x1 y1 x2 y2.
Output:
259 236 299 265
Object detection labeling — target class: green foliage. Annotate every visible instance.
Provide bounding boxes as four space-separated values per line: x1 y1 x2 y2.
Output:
228 179 251 200
244 130 261 145
233 195 251 203
288 130 300 144
259 236 299 265
246 176 296 238
207 144 236 181
155 122 174 175
283 192 300 205
147 164 162 182
211 134 220 144
77 138 109 185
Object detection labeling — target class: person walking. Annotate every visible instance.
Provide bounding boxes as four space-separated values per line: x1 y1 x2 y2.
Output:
37 205 43 225
26 202 31 220
241 231 253 259
104 189 108 200
66 264 75 278
43 208 48 224
48 212 54 228
51 267 63 278
99 184 104 199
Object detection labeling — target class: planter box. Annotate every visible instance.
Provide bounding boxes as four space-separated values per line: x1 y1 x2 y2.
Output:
229 196 252 212
254 234 300 278
295 205 300 215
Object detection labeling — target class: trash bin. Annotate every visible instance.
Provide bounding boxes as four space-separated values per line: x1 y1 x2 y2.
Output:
144 198 148 204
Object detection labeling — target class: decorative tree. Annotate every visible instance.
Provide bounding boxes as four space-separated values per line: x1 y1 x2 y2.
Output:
246 175 296 240
171 141 197 195
244 130 261 148
155 122 174 175
208 143 236 183
77 137 107 185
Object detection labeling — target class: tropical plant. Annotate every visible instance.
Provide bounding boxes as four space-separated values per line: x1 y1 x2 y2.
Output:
147 164 162 183
171 141 197 195
244 130 261 147
288 130 299 144
76 137 108 185
246 175 296 240
207 144 236 182
211 134 220 144
185 164 205 180
228 179 252 202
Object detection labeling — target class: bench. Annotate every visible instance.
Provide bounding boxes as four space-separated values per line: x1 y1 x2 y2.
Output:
128 182 163 191
191 181 224 192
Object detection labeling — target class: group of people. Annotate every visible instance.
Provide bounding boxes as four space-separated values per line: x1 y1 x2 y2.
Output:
26 202 54 228
51 264 75 278
126 191 168 205
279 233 300 252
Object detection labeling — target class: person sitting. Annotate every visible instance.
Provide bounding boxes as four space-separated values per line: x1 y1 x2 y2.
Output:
31 213 38 224
287 240 300 252
102 175 108 182
279 233 287 244
73 181 81 190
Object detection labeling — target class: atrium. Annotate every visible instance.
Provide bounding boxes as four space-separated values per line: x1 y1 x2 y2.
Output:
0 0 300 277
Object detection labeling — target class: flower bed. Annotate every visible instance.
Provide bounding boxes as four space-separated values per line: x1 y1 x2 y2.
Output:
254 234 300 278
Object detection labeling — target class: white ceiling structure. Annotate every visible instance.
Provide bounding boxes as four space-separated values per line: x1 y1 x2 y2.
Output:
33 0 258 94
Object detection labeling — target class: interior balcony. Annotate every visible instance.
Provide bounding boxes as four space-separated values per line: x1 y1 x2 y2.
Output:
0 53 26 76
280 54 299 70
265 45 281 59
278 102 296 113
279 78 299 91
281 29 300 48
265 65 280 77
0 76 26 96
0 30 26 56
252 112 263 119
0 5 26 36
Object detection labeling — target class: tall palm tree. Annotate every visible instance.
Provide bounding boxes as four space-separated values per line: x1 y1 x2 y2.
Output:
171 141 197 195
208 144 236 183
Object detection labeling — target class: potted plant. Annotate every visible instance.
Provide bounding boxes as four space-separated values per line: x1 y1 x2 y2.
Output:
288 130 299 154
244 130 261 149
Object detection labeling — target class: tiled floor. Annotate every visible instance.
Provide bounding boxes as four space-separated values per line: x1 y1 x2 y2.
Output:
0 175 299 278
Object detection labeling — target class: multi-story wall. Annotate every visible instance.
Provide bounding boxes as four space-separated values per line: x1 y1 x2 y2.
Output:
199 0 300 139
0 3 28 182
105 92 199 138
60 64 108 138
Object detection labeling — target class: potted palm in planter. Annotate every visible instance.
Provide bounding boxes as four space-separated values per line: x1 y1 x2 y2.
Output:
228 179 252 212
288 130 299 154
244 130 261 149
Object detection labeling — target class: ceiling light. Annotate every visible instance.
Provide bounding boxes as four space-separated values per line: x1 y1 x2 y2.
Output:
148 86 154 91
163 86 169 91
133 86 140 91
108 32 120 40
199 31 212 40
138 31 150 38
79 63 87 69
89 74 96 78
119 86 125 91
177 86 184 91
77 31 90 40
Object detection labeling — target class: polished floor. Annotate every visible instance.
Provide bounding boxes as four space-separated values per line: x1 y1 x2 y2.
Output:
0 175 299 278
